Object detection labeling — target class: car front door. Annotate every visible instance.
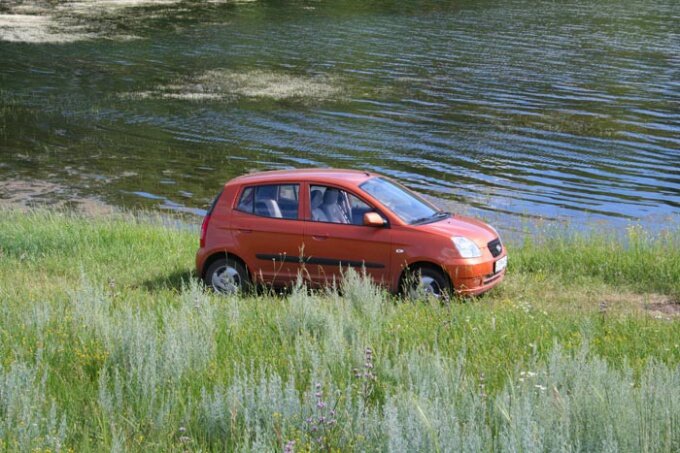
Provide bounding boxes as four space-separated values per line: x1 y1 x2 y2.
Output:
230 183 305 288
303 184 392 288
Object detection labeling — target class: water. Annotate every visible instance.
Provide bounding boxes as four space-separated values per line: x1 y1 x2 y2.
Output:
1 0 678 231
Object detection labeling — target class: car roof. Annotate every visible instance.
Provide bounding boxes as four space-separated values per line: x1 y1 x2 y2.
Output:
227 168 377 186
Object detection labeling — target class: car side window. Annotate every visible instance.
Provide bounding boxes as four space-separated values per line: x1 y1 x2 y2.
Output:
310 185 372 225
237 187 254 213
237 184 299 219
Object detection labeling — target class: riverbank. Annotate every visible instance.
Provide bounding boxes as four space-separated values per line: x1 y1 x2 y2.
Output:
0 208 678 451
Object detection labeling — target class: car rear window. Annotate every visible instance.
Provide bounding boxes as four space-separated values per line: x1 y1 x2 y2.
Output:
236 184 299 219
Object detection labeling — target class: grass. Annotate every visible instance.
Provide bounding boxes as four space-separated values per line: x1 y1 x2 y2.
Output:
0 208 678 452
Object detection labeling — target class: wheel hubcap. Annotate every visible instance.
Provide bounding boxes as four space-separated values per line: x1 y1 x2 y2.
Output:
419 276 440 296
407 274 442 300
211 265 241 294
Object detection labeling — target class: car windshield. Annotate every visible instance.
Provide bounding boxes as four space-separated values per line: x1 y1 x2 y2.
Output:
359 177 447 225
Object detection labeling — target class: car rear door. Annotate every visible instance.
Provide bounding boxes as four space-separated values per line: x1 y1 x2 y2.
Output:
229 182 305 288
302 183 392 287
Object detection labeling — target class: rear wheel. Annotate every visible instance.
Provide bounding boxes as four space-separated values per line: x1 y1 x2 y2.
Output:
402 266 451 300
205 258 250 295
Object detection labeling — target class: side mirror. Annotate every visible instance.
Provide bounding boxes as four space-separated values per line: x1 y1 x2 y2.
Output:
363 212 386 227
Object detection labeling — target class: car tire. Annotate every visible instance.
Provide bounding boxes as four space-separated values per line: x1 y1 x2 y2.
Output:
205 257 250 295
403 266 451 300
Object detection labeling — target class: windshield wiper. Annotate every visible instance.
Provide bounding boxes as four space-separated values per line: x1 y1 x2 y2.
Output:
410 211 450 225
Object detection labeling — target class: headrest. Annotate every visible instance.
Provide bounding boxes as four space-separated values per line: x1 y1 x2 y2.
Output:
311 190 323 208
323 188 339 204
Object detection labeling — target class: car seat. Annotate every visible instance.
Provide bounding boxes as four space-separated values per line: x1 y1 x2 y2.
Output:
322 188 349 223
255 199 283 218
311 189 328 221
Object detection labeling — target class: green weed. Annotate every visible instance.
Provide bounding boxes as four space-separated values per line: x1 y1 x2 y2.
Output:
0 208 678 451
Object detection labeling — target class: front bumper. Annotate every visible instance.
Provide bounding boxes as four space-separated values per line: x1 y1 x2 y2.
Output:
445 252 507 296
454 269 506 296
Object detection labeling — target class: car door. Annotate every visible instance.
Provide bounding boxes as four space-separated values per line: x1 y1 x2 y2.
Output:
303 183 392 287
229 183 305 287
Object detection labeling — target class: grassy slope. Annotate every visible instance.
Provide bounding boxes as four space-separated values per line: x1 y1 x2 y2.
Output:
0 209 678 452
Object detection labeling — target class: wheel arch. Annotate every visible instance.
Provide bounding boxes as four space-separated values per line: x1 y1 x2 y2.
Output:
201 251 250 281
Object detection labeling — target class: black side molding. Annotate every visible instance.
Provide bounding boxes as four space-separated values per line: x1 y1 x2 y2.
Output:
256 254 385 269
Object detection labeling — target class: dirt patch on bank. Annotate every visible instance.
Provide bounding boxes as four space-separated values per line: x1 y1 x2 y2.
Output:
600 292 680 319
501 276 679 320
0 0 233 43
0 178 115 216
0 12 93 43
1 0 262 43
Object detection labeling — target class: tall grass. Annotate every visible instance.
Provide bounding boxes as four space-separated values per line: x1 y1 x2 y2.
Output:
0 208 678 451
512 224 680 297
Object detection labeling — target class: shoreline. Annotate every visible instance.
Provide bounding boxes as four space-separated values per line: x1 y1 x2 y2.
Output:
2 176 678 242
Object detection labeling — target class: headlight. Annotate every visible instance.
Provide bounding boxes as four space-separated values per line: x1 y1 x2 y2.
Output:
451 236 482 258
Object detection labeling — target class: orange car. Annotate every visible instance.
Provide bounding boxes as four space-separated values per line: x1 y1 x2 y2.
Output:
197 169 507 297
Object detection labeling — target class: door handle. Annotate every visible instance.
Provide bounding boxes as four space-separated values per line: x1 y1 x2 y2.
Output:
237 228 253 234
312 234 329 240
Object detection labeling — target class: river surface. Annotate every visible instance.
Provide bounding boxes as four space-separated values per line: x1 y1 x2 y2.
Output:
1 0 678 231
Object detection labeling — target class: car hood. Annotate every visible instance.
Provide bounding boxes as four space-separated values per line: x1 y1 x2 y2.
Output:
416 214 499 246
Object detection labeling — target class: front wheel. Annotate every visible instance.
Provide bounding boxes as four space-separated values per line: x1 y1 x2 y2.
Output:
204 258 250 295
402 266 451 300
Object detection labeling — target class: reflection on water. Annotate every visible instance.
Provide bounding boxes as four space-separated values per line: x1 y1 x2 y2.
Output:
0 0 678 232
